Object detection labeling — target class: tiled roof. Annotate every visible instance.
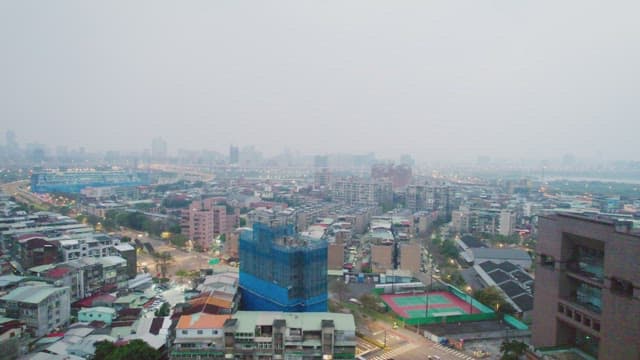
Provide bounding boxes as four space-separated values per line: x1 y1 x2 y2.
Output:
176 313 230 329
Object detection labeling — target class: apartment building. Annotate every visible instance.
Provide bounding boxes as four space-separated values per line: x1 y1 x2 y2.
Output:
331 178 392 208
0 285 71 337
172 311 356 360
398 242 421 274
531 213 640 359
181 199 239 250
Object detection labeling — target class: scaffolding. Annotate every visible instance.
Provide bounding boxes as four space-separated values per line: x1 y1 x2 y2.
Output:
239 223 328 312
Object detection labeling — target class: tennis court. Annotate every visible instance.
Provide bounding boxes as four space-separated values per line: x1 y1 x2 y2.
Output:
380 291 481 320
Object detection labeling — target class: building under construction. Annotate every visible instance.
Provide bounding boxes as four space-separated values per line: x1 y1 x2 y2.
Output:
239 223 328 312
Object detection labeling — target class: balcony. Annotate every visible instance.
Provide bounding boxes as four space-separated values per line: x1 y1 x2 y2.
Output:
566 261 604 286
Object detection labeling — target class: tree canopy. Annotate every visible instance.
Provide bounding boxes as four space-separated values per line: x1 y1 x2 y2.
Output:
94 339 160 360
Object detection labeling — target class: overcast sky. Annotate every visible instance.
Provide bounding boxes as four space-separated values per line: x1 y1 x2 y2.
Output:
1 1 639 161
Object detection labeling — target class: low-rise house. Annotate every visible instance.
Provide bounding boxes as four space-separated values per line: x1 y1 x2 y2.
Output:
78 307 117 325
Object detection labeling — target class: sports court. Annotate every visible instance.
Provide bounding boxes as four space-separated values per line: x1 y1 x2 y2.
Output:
380 291 481 319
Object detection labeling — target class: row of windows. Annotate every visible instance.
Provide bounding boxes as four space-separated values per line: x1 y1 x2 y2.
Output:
181 329 220 335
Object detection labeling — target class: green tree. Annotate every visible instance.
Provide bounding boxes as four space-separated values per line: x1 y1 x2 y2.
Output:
440 239 459 259
94 340 116 360
473 286 516 314
239 217 247 227
170 234 188 248
95 339 160 360
500 340 529 360
359 293 379 311
155 302 170 317
120 236 131 243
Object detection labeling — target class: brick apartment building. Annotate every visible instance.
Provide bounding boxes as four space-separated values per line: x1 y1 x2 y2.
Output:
531 213 640 359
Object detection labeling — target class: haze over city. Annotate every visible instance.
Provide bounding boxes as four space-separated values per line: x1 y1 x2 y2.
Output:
2 1 640 161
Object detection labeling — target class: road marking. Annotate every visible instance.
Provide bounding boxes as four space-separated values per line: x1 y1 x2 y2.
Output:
432 343 476 360
368 342 419 360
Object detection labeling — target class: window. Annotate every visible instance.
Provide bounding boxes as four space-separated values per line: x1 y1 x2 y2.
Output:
197 330 203 335
181 330 188 335
610 278 633 297
540 254 555 268
593 321 601 332
558 304 565 313
212 330 218 335
574 312 582 322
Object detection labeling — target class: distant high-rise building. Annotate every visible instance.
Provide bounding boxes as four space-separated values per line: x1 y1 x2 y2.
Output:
151 137 168 161
229 145 239 164
371 163 412 190
498 210 516 236
314 155 329 168
405 183 451 220
331 178 392 209
531 213 640 359
239 223 328 312
181 198 239 250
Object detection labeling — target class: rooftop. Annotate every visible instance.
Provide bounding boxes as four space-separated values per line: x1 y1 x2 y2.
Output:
233 311 355 334
176 313 231 330
1 285 66 304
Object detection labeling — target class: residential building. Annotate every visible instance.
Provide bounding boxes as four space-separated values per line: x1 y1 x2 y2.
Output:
370 244 393 273
151 137 168 161
239 223 328 312
398 243 421 274
171 313 230 360
56 233 120 262
327 242 345 271
498 210 516 236
0 285 71 337
181 199 239 250
531 213 640 359
78 306 116 325
96 256 128 289
331 178 392 208
113 243 137 279
405 183 451 219
223 311 355 360
17 235 58 269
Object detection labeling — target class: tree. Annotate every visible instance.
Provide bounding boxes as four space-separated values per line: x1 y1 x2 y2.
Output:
473 286 516 315
359 294 379 311
120 236 131 243
153 252 174 278
239 217 247 227
155 302 170 317
330 279 348 302
440 239 459 259
500 340 529 360
94 340 116 360
95 339 160 360
170 234 188 248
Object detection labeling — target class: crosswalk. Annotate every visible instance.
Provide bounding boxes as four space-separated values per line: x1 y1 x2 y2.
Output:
432 343 476 360
367 342 419 360
356 339 380 356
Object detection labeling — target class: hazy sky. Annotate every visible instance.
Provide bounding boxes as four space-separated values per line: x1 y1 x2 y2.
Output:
1 1 639 161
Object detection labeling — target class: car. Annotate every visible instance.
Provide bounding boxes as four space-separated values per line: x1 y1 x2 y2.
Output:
427 356 441 360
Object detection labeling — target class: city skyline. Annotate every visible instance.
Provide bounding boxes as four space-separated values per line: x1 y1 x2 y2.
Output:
2 1 640 162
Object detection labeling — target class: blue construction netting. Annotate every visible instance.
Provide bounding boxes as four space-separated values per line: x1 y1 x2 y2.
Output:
239 223 328 312
30 171 150 193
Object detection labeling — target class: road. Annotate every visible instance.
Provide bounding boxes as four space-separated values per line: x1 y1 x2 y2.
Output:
360 320 476 360
0 180 50 208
